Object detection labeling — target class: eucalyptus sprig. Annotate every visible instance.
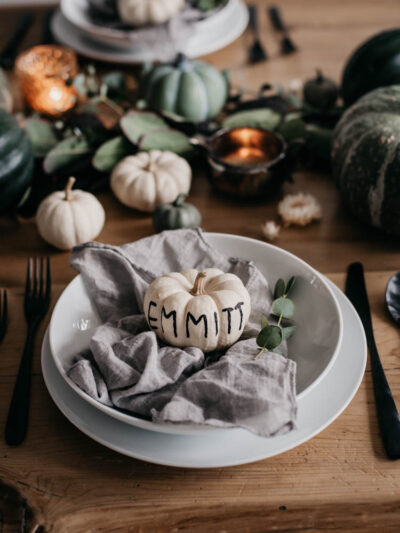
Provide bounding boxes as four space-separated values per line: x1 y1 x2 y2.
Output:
255 277 296 359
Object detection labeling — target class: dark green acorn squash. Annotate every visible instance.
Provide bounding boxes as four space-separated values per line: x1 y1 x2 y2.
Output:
140 53 228 123
153 194 202 233
342 29 400 106
0 110 34 215
332 85 400 235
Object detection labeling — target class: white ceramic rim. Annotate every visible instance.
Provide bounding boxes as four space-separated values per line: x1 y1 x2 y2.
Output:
48 232 344 434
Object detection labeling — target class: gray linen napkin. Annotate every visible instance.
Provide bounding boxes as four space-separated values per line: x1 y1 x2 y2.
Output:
67 229 297 437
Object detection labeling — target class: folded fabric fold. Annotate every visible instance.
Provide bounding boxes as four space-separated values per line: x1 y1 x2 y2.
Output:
67 229 297 437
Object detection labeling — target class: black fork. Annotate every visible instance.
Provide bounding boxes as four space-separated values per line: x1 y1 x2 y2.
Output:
5 257 51 446
0 290 7 344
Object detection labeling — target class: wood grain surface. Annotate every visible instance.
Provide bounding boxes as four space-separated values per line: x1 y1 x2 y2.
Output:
1 1 400 532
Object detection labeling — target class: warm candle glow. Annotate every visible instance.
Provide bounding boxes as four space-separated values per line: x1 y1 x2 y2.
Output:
15 45 78 115
220 128 272 167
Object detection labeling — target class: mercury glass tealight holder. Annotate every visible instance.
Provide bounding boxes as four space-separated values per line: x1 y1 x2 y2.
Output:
15 45 79 116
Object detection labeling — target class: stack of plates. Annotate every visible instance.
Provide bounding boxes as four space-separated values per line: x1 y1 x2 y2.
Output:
42 233 367 468
51 0 249 63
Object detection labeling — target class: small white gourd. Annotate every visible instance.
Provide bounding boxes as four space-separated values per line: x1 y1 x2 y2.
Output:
36 177 105 250
144 268 251 352
117 0 185 26
110 150 191 212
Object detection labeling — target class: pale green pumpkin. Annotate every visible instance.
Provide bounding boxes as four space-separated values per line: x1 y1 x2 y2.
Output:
141 54 228 122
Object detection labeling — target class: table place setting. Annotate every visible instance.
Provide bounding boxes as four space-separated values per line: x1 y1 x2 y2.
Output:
1 0 400 530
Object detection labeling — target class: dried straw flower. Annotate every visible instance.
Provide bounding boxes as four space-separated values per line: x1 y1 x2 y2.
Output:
278 192 322 227
261 220 281 241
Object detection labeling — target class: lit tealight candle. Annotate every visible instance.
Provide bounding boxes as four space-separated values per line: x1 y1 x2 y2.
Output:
15 45 78 115
220 127 272 167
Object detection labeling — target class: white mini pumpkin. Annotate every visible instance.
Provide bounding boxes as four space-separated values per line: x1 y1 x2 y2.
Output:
117 0 184 26
144 268 251 352
110 150 191 212
36 177 105 250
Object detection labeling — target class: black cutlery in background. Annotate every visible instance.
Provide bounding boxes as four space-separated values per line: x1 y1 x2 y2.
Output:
0 12 34 69
41 9 55 45
345 262 400 459
268 5 297 55
247 4 268 64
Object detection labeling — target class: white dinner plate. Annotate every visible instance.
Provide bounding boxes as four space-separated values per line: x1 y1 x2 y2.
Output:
48 233 343 435
51 0 249 63
61 0 231 49
41 279 367 468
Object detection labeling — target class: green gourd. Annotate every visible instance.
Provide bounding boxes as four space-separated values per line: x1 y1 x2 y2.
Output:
303 69 338 110
153 194 202 232
0 110 34 215
342 29 400 106
141 53 228 123
332 85 400 235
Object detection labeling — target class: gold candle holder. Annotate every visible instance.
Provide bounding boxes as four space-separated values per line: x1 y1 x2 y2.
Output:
15 45 79 115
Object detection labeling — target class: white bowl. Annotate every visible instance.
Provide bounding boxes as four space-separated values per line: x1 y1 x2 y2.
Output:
49 233 343 435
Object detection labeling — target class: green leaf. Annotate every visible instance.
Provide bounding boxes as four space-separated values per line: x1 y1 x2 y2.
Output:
222 108 281 130
25 117 58 158
0 68 12 113
102 71 125 92
120 111 168 143
256 325 282 351
281 325 296 340
43 135 92 174
92 136 135 172
261 315 269 329
139 128 192 156
286 276 296 294
274 278 286 299
271 297 295 319
277 112 306 142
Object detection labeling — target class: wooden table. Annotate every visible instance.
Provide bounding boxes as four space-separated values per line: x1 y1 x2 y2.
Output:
1 1 400 531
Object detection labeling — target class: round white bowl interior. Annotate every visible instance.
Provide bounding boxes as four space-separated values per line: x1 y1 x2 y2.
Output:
49 233 343 435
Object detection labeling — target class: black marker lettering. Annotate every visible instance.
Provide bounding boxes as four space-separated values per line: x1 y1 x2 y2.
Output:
214 312 219 335
148 301 158 330
186 312 208 338
222 307 234 334
235 301 245 330
161 306 177 337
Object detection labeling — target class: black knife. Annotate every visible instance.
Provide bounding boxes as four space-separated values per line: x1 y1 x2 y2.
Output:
345 262 400 459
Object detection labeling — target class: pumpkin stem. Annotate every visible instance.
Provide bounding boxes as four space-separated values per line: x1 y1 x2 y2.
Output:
173 194 186 207
316 68 323 82
175 52 188 69
65 177 76 201
190 272 207 296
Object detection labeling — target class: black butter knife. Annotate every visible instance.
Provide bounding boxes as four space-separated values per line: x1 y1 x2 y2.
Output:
346 262 400 459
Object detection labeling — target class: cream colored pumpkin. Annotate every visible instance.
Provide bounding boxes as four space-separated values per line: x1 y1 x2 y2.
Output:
36 177 105 250
144 268 251 352
110 150 191 212
117 0 184 26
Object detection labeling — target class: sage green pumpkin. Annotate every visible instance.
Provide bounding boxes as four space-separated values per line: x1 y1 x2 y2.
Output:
342 29 400 106
0 110 34 215
141 54 228 122
332 85 400 235
153 194 202 232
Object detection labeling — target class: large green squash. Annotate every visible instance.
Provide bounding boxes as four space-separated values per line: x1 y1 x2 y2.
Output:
140 53 228 122
0 110 34 215
332 85 400 235
342 29 400 106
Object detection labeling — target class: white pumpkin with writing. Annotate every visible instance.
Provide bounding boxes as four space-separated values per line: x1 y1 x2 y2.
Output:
144 268 251 352
117 0 185 26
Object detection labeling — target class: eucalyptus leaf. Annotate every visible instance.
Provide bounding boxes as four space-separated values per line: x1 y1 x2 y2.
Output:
286 276 296 294
277 112 306 142
256 325 282 351
93 136 135 172
271 297 295 319
102 71 125 92
281 325 296 340
274 278 286 299
222 108 281 130
25 117 58 158
0 68 12 113
44 135 92 174
139 128 192 156
261 315 269 329
120 111 168 143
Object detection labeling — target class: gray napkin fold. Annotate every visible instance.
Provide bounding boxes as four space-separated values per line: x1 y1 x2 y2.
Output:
67 229 297 437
